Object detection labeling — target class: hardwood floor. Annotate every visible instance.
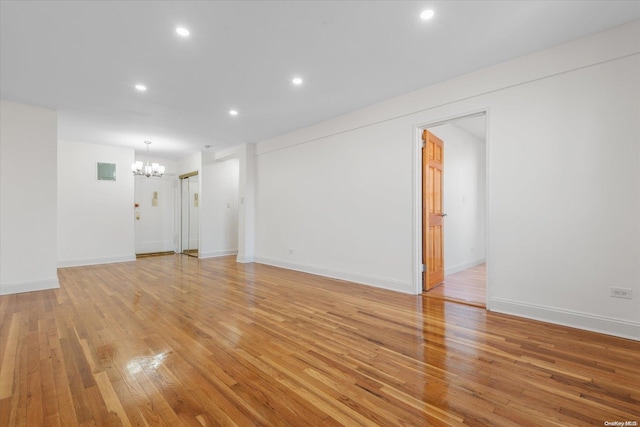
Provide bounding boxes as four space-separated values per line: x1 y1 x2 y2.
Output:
425 264 486 308
135 252 176 259
1 256 638 426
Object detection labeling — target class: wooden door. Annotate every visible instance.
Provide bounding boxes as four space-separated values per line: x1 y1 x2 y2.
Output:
422 130 445 290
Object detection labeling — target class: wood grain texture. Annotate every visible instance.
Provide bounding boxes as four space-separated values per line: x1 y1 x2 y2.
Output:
426 264 486 308
423 129 445 290
1 255 638 426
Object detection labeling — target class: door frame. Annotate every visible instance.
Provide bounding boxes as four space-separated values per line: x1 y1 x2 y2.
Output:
412 108 491 309
179 171 200 257
133 173 177 255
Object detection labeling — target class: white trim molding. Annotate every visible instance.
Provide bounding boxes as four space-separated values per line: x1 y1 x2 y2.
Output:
254 257 414 294
200 249 238 259
57 255 136 268
0 277 60 295
490 297 640 341
236 255 255 263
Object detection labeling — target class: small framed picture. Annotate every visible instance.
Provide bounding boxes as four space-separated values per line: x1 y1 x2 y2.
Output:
97 162 117 181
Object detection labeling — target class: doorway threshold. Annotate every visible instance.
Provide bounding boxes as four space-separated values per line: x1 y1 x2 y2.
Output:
423 263 486 308
423 293 485 309
136 251 176 258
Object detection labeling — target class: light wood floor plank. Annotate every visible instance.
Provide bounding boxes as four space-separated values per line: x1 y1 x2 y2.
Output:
426 263 486 307
0 312 20 400
1 255 638 426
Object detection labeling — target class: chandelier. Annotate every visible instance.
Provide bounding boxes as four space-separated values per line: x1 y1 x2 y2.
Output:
132 141 165 178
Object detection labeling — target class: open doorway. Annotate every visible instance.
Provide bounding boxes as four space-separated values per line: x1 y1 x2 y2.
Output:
199 157 240 259
420 112 487 307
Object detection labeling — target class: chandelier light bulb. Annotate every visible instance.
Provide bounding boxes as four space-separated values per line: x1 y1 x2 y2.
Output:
131 141 165 178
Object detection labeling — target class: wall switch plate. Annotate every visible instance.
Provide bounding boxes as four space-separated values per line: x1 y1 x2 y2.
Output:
610 287 632 299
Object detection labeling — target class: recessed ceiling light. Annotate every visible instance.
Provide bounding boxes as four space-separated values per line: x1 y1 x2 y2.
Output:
229 110 238 116
420 9 435 20
176 27 190 37
292 77 303 85
135 84 147 92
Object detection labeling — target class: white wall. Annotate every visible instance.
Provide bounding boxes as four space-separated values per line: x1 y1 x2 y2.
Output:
57 140 136 266
485 57 639 339
201 157 240 258
427 123 486 275
206 144 256 263
256 123 413 291
237 143 256 263
177 152 201 177
254 21 640 339
0 100 59 295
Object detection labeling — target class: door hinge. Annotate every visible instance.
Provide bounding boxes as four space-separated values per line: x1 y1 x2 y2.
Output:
422 264 426 272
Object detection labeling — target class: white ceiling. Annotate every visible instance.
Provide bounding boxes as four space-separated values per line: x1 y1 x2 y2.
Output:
1 1 639 160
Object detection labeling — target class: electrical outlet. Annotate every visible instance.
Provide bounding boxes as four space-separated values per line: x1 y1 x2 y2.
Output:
610 287 632 299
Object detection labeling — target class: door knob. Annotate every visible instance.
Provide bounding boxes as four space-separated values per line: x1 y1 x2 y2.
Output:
440 213 447 217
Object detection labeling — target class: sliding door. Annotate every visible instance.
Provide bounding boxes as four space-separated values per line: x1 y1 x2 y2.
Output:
180 172 199 257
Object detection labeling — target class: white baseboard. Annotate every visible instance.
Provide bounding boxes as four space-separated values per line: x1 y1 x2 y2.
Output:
236 255 255 263
445 258 485 276
57 255 136 268
490 297 640 341
254 257 414 294
200 249 238 259
0 277 60 295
